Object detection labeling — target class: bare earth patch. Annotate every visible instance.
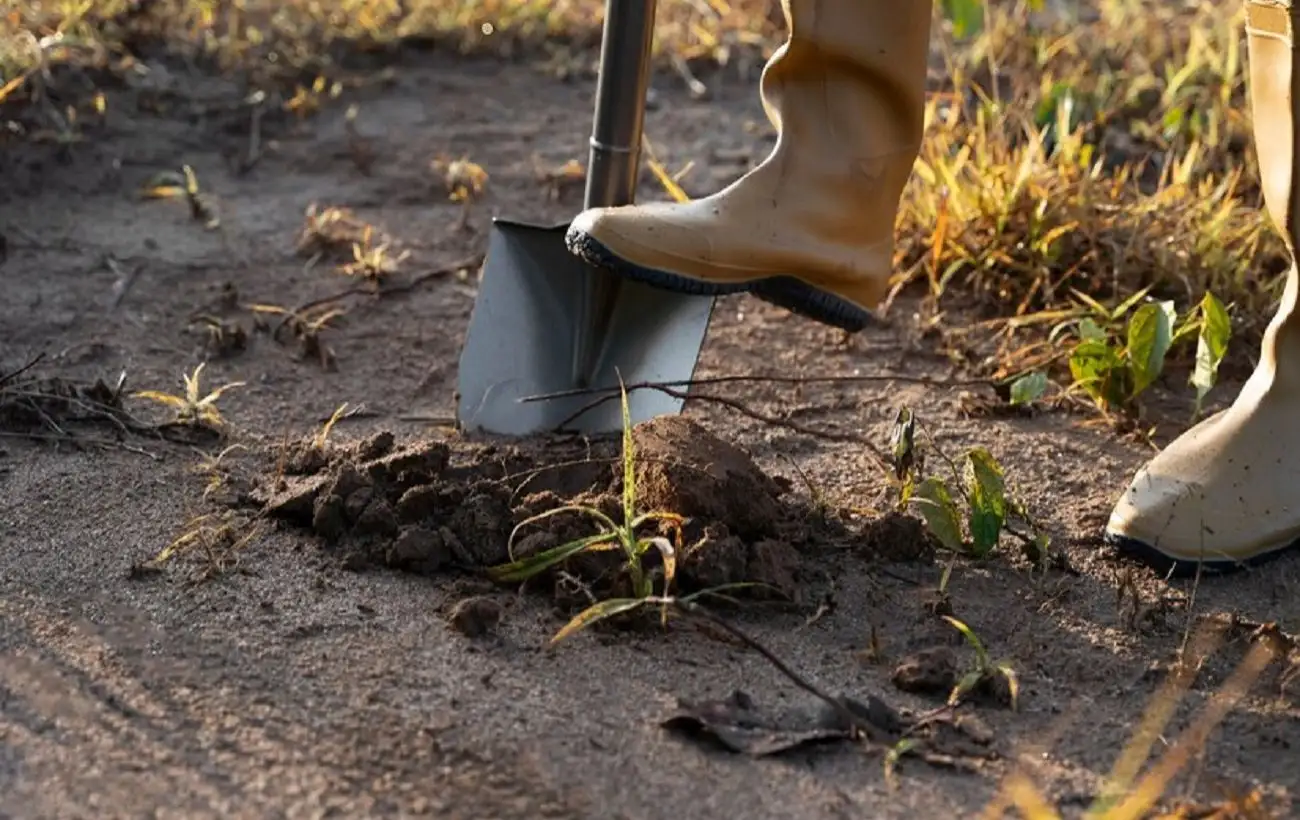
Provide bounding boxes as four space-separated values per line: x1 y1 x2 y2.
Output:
2 46 1298 820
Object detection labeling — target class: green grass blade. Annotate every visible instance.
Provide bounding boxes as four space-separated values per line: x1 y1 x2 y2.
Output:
942 615 990 666
489 532 615 583
619 375 636 526
507 504 619 559
550 598 647 646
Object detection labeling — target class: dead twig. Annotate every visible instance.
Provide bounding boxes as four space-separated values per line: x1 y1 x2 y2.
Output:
0 430 161 459
274 253 484 338
521 372 993 404
0 354 45 389
554 383 890 468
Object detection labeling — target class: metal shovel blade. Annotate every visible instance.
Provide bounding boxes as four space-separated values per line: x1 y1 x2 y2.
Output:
456 219 715 437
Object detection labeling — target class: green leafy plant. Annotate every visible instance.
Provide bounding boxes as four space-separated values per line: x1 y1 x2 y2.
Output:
1048 291 1232 416
944 615 1020 710
487 381 686 643
890 409 1046 561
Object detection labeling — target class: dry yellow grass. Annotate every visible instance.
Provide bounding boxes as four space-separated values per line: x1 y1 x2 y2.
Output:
2 1 1279 403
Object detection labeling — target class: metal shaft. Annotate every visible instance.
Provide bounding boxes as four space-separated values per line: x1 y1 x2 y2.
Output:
572 0 658 386
585 0 657 209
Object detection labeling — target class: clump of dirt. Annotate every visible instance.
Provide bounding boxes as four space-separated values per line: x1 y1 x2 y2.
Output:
861 511 939 564
244 417 904 603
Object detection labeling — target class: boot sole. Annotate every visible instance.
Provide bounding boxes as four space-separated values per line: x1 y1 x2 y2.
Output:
566 229 875 333
1104 530 1296 577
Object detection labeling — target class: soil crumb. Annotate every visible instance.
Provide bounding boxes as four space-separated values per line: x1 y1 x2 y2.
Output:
244 417 904 603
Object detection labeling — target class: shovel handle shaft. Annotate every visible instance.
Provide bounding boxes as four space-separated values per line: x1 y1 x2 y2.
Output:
585 0 658 209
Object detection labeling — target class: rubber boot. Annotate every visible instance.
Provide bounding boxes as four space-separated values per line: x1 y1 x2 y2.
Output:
564 0 933 333
1106 0 1300 574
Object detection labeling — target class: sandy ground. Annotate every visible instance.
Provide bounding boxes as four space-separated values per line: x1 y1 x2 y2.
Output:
2 49 1299 819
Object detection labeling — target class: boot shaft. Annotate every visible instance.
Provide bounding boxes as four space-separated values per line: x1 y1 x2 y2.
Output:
758 0 934 164
1246 0 1300 251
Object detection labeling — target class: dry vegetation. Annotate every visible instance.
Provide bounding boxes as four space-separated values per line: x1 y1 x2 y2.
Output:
1 0 1278 423
1 1 1293 817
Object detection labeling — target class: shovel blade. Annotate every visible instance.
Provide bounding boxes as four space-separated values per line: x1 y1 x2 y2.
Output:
457 219 715 436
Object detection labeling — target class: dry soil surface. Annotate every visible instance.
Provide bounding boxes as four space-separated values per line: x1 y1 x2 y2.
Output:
2 49 1299 819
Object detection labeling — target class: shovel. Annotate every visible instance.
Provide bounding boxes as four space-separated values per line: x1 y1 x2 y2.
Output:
455 0 716 437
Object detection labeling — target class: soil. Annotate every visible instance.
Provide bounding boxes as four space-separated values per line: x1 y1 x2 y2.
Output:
2 47 1299 819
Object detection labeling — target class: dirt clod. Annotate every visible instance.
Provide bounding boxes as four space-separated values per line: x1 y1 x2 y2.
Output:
252 418 884 603
447 596 503 638
892 647 960 696
634 417 785 540
863 512 938 563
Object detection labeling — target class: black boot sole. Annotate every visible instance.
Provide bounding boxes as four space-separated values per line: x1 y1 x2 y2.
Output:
566 227 875 333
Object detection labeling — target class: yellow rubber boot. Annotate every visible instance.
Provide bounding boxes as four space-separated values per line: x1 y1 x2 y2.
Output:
565 0 933 332
1107 0 1300 574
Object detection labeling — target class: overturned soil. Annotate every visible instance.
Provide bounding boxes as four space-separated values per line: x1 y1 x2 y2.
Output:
3 44 1299 820
241 417 921 607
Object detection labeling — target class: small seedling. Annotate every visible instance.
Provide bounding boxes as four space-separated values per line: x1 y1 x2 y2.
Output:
194 443 247 500
890 408 1036 561
133 363 244 432
435 155 489 202
883 738 921 790
1044 290 1233 419
249 303 344 369
338 227 410 286
187 314 248 358
283 75 341 119
141 165 220 229
534 157 585 202
943 615 1020 710
432 155 488 229
315 402 349 451
488 380 685 641
296 204 374 261
149 511 262 583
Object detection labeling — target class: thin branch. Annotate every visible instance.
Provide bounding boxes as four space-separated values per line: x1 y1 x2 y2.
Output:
0 353 45 388
554 383 890 468
0 430 161 459
671 599 885 741
521 372 993 405
275 252 484 336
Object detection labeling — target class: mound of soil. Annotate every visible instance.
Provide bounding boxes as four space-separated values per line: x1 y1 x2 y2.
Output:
244 417 892 602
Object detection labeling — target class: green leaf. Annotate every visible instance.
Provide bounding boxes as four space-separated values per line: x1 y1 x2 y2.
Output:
949 670 985 706
488 531 615 583
550 598 648 646
1069 338 1126 407
940 0 985 39
1126 301 1176 397
507 504 619 559
964 448 1006 557
911 477 965 553
1008 371 1048 406
942 615 990 666
889 407 917 480
1077 317 1107 342
619 376 636 526
1110 284 1156 321
1190 292 1231 410
995 662 1021 711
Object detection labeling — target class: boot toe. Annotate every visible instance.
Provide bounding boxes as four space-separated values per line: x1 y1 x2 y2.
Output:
1105 409 1300 575
566 207 753 298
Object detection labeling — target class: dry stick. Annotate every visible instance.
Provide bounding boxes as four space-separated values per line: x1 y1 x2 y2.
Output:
0 353 45 388
521 372 993 404
672 599 883 741
274 252 485 337
0 430 161 460
553 384 890 468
